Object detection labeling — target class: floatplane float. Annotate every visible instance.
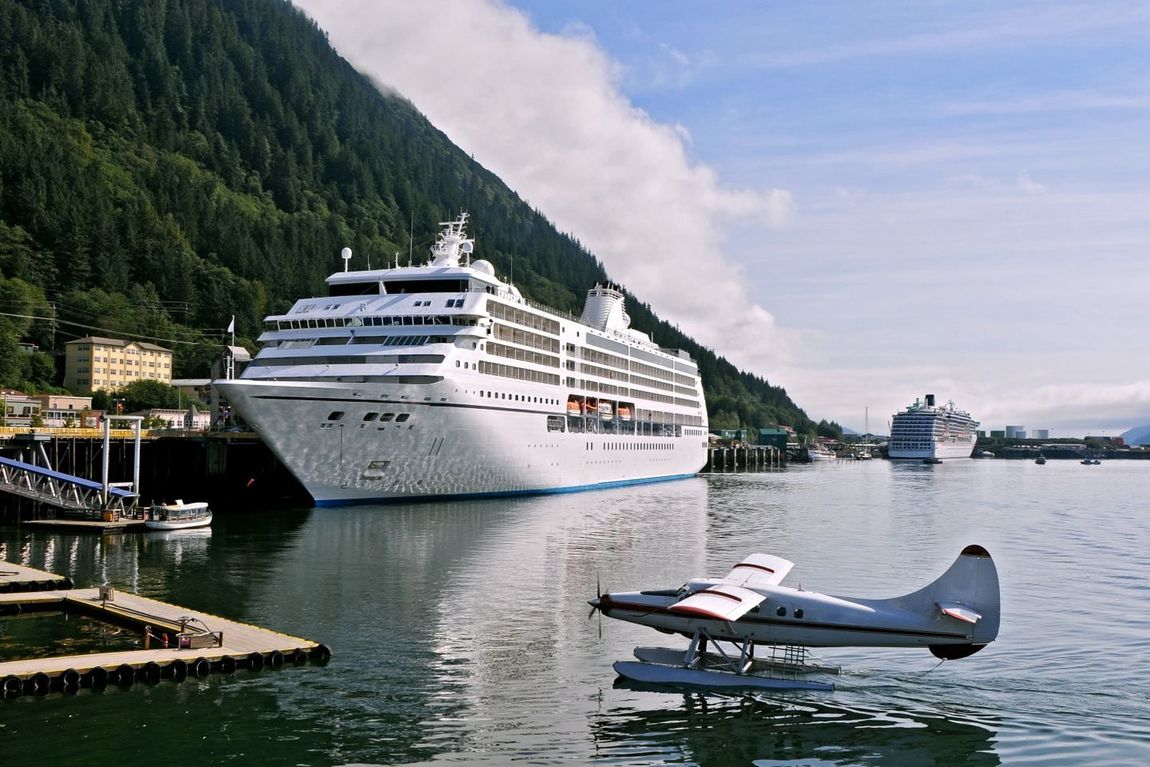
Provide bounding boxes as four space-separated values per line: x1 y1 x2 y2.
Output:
588 545 1000 691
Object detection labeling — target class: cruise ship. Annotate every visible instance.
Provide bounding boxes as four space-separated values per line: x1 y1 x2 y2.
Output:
887 394 979 460
214 214 709 505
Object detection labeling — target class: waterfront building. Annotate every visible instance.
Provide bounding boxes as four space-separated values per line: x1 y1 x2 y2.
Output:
32 394 94 427
64 337 174 395
0 389 41 426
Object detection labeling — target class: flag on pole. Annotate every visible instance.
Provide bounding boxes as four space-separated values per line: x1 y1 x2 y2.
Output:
227 316 235 334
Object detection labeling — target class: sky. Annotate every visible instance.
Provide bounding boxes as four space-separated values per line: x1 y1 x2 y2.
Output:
293 0 1150 437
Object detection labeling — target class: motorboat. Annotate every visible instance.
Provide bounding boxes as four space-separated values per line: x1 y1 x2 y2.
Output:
145 500 212 530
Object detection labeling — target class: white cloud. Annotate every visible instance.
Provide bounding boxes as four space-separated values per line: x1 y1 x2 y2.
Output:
740 1 1150 70
1017 171 1046 193
942 89 1150 116
293 0 795 370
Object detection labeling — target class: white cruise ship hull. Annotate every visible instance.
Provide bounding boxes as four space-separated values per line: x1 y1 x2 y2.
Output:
216 379 708 505
888 436 977 460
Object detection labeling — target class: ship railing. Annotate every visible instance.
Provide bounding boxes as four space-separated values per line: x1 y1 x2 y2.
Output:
473 285 695 364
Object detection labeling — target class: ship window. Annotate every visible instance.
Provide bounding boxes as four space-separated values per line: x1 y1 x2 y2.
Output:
379 413 395 422
327 411 345 421
396 414 411 423
363 413 378 422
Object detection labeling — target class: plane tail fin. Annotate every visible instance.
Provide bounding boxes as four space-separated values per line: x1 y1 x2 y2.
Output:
893 545 1001 659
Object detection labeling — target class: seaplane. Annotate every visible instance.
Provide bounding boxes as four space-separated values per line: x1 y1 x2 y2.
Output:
588 545 1000 691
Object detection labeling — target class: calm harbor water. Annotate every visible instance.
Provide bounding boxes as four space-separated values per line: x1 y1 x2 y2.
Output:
2 459 1148 766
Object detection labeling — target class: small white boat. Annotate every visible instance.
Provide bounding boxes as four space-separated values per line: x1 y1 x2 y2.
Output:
807 444 835 461
145 500 212 530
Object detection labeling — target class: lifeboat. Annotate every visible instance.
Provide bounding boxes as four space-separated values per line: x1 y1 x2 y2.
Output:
618 405 633 421
567 398 581 416
598 402 614 419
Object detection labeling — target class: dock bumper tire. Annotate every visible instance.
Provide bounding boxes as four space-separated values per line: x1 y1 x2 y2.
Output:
167 659 188 681
309 644 332 664
115 664 135 686
2 675 22 698
88 667 109 689
61 668 81 690
191 658 210 678
268 651 284 669
141 662 162 685
219 656 237 674
247 652 265 671
27 672 51 695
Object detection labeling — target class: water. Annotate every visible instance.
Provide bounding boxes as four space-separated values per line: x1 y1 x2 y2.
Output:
1 459 1148 766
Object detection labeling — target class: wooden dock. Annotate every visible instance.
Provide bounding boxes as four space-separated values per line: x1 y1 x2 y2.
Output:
705 444 784 471
0 561 74 593
0 586 329 697
23 518 148 533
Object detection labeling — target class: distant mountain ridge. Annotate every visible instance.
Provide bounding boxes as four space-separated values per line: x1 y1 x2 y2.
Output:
0 0 815 432
1120 424 1150 445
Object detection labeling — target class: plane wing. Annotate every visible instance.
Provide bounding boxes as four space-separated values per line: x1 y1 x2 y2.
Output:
669 584 767 622
721 553 795 590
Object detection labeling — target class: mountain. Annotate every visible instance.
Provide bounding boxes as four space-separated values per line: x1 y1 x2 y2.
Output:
0 0 815 433
1120 425 1150 446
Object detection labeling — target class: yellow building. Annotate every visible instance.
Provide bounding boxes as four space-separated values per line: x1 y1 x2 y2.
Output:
64 337 174 395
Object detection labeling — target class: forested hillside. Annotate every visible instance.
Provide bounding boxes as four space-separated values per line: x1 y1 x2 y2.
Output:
0 0 824 434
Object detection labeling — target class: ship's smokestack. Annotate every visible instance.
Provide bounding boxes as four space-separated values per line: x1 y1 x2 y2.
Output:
926 394 936 407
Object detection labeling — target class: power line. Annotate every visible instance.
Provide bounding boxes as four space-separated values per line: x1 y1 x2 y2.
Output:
0 312 225 346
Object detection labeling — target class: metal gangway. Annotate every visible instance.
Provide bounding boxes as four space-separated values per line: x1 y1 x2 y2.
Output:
0 416 142 517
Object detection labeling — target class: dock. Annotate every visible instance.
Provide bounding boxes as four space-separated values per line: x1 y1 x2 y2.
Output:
705 444 784 471
22 517 148 533
0 585 329 697
0 561 74 593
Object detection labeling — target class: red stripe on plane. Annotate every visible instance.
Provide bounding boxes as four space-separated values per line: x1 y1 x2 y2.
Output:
669 605 728 620
733 562 775 574
692 589 741 602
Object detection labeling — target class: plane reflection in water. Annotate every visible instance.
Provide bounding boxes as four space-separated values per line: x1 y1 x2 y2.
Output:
593 690 1001 766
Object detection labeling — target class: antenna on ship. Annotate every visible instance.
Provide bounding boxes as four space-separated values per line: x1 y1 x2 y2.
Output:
408 210 414 266
341 247 352 273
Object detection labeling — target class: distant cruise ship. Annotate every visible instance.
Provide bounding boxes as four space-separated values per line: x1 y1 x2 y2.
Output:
888 394 979 460
214 214 709 505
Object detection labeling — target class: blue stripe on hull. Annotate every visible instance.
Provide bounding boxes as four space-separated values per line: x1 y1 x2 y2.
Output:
311 472 701 508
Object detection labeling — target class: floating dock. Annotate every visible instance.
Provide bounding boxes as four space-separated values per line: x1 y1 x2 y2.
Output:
22 518 148 533
0 585 329 697
0 561 74 593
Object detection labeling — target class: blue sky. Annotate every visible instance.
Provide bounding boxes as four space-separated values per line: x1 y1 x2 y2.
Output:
295 0 1150 436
